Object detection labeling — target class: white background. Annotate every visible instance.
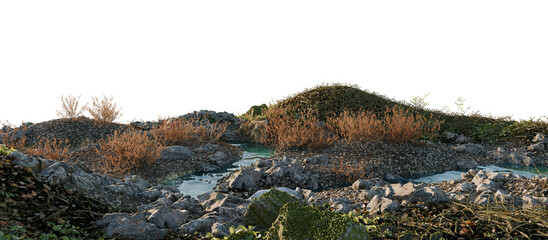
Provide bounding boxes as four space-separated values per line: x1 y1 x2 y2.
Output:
1 1 547 125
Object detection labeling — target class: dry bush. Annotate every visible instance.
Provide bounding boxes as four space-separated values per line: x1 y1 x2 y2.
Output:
25 138 74 162
151 118 228 146
56 94 87 119
328 157 372 184
262 105 337 150
383 106 442 143
328 110 383 144
96 128 164 175
87 96 122 124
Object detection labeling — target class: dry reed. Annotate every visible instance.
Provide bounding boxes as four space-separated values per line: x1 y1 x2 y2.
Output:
383 106 442 143
87 95 122 124
56 94 87 119
25 138 74 162
328 110 383 144
150 118 228 146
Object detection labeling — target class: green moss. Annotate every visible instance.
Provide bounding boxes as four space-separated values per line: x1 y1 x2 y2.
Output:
264 202 369 240
243 188 299 231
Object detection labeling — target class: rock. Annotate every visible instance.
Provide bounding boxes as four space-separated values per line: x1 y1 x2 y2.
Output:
146 206 189 230
383 182 450 204
264 202 370 240
227 168 262 192
452 182 476 193
172 197 203 218
201 192 246 212
179 213 219 235
456 160 478 170
352 178 388 190
243 188 299 231
532 133 546 143
159 146 195 161
249 187 298 200
303 154 329 165
209 151 228 165
194 144 220 153
99 213 167 240
455 135 472 143
522 157 534 166
527 142 545 152
366 195 399 214
211 222 230 238
8 151 41 172
453 143 486 155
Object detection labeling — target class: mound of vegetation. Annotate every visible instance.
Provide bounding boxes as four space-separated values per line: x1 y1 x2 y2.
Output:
0 146 110 239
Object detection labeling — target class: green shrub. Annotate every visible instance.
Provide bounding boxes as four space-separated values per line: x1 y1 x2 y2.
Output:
243 189 299 231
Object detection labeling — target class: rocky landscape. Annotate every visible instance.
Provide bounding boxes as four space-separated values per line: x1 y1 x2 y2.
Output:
2 85 548 239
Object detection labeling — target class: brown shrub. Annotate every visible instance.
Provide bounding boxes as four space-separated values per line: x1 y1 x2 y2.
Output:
150 118 228 146
56 94 87 119
328 157 372 184
383 106 442 143
25 138 74 162
96 128 164 175
328 110 383 144
262 105 337 150
87 96 122 124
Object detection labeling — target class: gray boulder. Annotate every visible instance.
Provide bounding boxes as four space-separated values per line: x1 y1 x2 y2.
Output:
303 154 329 165
159 146 195 161
366 195 399 214
352 178 388 190
456 160 478 170
227 168 263 192
147 206 189 230
179 213 219 235
97 213 167 240
383 182 450 203
453 143 486 155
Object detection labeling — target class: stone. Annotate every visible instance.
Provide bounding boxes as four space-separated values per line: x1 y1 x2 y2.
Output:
527 142 545 152
172 197 203 218
202 192 246 212
100 213 167 240
147 206 189 230
243 188 299 231
366 195 399 214
194 144 220 153
383 182 450 203
227 168 263 192
249 187 298 200
532 133 546 143
303 154 329 165
179 213 219 235
523 157 534 166
209 151 228 165
453 143 486 155
352 178 388 190
456 160 478 170
159 146 195 161
455 135 472 143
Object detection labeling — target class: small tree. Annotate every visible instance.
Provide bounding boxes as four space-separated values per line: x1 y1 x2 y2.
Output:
87 96 122 124
56 94 87 119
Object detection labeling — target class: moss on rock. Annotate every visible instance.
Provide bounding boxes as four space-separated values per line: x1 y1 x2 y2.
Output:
264 202 370 240
243 188 299 231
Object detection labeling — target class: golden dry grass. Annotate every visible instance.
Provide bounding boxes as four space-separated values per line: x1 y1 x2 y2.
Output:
25 138 74 162
150 118 228 146
328 110 383 144
96 128 164 175
383 106 442 143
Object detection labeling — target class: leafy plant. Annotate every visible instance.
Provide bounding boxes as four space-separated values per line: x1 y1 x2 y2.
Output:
409 93 430 109
206 225 262 240
0 144 16 156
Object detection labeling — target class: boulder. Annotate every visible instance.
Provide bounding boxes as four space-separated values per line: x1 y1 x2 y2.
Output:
453 143 486 155
172 197 203 218
527 142 545 152
159 146 195 161
352 178 388 190
303 154 329 165
98 213 167 240
228 167 263 192
383 182 450 203
456 160 478 170
179 213 219 235
146 206 189 230
366 195 399 214
243 188 299 231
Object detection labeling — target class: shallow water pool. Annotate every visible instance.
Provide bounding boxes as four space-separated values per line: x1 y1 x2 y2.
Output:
409 164 548 184
163 143 272 198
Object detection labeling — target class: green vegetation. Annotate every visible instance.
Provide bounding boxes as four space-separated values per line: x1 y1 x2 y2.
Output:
0 144 16 156
206 225 263 240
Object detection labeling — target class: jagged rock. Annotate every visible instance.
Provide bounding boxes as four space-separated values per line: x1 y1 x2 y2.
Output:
532 133 546 143
383 182 450 203
303 154 329 165
453 143 486 155
243 188 299 231
227 167 263 192
456 160 478 170
250 187 298 200
159 146 195 161
352 178 388 190
179 213 219 235
7 151 52 172
201 192 246 212
527 142 545 152
366 195 399 214
147 206 189 230
172 197 203 218
98 213 167 240
209 151 228 165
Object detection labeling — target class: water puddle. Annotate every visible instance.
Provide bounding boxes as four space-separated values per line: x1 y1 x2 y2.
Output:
409 164 548 184
164 143 272 198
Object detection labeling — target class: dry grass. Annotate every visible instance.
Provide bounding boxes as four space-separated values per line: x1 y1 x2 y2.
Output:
328 110 383 144
96 128 164 175
150 118 228 146
25 138 74 162
328 157 372 184
87 96 122 125
56 94 87 119
261 105 338 150
383 106 442 143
